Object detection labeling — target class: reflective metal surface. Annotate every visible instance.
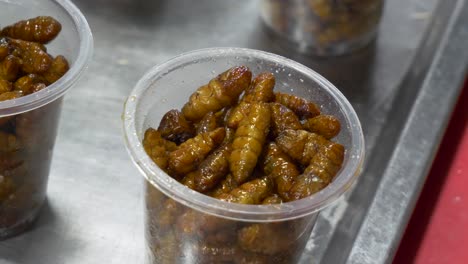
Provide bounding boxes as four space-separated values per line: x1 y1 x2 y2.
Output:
0 0 467 263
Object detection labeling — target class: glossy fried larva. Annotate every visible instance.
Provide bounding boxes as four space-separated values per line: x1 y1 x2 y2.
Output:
182 66 252 121
262 194 283 204
223 127 236 144
227 72 275 129
142 128 177 170
288 173 325 201
274 92 320 120
303 142 345 184
0 79 13 93
1 16 62 44
181 172 196 190
0 175 15 201
0 131 21 153
0 91 21 102
288 141 345 201
195 112 219 134
31 83 46 93
226 102 251 129
168 127 225 176
41 55 69 84
262 142 300 201
217 176 273 204
276 129 333 166
244 72 276 104
0 55 21 81
158 109 195 145
238 223 293 255
303 115 341 139
269 102 303 138
14 74 45 95
193 144 232 193
209 174 237 198
10 38 52 74
230 102 271 184
276 129 344 200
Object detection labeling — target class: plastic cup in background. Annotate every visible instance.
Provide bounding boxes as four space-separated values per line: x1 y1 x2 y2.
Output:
0 0 93 239
261 0 384 56
123 48 365 263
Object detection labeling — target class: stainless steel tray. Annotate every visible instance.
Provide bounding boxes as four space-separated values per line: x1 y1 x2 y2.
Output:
1 0 467 263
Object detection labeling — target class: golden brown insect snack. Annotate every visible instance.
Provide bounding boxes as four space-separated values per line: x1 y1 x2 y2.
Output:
142 66 345 263
0 16 69 235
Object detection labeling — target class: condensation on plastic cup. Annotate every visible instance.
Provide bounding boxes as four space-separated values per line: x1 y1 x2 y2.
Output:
0 0 93 239
124 47 364 222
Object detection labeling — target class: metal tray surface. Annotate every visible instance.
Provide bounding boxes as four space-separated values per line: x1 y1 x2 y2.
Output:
1 0 467 263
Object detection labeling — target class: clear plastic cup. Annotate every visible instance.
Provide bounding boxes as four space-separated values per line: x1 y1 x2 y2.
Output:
0 0 93 239
261 0 384 56
123 47 365 263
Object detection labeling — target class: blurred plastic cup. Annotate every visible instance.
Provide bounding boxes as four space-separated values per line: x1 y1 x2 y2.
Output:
123 47 364 263
0 0 93 239
261 0 384 56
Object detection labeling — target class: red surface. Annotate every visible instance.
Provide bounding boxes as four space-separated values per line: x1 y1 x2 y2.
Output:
394 79 468 264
